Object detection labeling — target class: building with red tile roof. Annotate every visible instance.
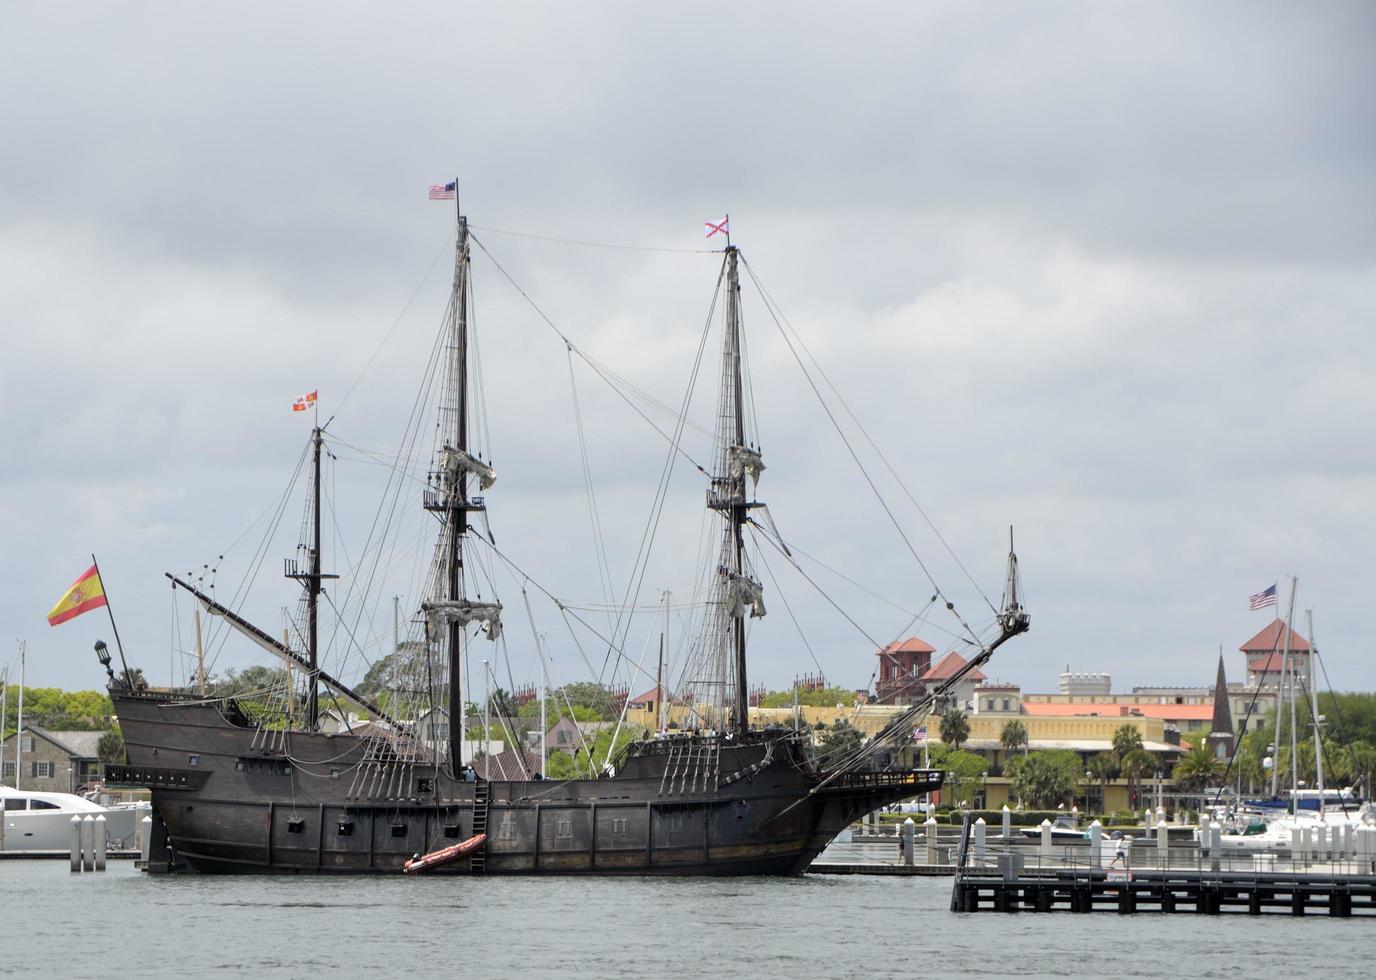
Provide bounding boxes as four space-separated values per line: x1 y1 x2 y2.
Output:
874 636 936 705
1240 619 1310 688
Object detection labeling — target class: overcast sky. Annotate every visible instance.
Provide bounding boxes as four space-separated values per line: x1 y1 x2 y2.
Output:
2 2 1373 701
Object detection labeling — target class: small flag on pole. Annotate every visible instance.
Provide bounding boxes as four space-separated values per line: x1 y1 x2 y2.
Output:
705 216 729 238
47 565 109 626
1248 583 1278 610
429 181 457 200
912 725 927 742
292 390 318 413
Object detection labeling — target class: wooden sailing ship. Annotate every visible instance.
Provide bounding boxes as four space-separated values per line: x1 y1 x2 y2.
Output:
105 193 1029 875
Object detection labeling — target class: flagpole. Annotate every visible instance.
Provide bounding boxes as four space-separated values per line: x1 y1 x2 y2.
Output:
91 553 132 683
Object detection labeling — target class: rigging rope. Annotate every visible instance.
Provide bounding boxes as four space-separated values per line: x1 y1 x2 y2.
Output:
470 224 721 255
741 256 999 623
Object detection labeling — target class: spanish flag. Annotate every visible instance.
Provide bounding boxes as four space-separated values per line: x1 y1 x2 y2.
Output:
47 565 108 626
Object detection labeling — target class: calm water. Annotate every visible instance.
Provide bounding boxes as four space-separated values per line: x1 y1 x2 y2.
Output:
2 842 1371 978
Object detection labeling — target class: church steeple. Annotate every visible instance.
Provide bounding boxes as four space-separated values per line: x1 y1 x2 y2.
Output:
1206 651 1236 760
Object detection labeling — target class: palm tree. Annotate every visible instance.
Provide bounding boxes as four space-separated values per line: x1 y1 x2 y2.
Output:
1120 749 1156 809
939 707 970 750
1087 752 1117 814
999 719 1028 766
1172 743 1222 795
1111 724 1143 764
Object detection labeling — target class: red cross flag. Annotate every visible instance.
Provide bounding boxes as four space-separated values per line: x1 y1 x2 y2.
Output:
705 216 729 239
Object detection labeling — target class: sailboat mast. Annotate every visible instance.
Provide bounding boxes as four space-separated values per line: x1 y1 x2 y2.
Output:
16 640 24 790
1307 607 1323 803
725 246 749 732
447 211 471 774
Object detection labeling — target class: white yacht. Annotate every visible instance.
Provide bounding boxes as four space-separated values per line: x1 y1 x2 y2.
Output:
1 785 145 853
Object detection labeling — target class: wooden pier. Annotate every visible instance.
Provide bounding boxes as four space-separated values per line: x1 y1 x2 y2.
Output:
952 868 1376 916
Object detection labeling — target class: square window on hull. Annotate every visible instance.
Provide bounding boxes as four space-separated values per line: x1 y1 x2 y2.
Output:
390 824 408 839
287 819 305 835
337 821 354 837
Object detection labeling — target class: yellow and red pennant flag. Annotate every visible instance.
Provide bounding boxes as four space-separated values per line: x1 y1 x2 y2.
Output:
292 390 318 413
47 565 108 626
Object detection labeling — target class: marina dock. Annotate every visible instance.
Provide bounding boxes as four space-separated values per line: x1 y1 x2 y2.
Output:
952 867 1376 916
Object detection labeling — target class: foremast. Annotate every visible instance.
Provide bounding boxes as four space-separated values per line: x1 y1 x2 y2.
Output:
284 424 337 730
421 192 502 775
706 244 766 733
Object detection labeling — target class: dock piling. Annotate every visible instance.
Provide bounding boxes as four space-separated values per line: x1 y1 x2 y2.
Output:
80 815 94 872
94 815 107 871
140 814 152 864
69 815 82 873
1088 819 1102 868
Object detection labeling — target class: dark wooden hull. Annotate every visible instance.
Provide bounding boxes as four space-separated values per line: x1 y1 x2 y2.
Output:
109 688 939 876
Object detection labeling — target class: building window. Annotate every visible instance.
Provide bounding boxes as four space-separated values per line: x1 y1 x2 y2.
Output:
32 761 54 778
1002 699 1011 711
1 762 13 780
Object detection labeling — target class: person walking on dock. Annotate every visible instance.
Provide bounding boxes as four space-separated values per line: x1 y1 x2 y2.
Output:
1108 831 1128 870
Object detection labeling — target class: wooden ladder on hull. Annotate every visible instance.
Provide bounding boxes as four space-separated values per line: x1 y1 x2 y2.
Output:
469 781 490 873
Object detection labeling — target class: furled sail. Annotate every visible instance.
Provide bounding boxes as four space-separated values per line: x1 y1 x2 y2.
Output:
728 445 765 485
422 599 504 640
726 571 766 619
438 445 497 492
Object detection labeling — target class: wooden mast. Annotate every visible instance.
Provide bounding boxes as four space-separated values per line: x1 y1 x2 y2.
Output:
308 425 323 728
284 424 336 730
447 188 470 775
725 244 750 733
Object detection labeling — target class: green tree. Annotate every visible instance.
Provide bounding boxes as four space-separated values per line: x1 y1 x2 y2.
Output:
1172 742 1222 794
97 728 125 765
929 744 990 807
939 707 970 750
999 719 1028 760
816 719 863 763
1111 724 1143 763
544 723 642 780
1087 751 1117 811
1120 748 1157 807
1006 751 1079 808
552 682 620 720
356 653 396 697
758 686 861 709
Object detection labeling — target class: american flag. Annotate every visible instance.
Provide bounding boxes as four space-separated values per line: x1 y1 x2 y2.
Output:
1248 583 1277 610
912 725 927 742
428 181 456 200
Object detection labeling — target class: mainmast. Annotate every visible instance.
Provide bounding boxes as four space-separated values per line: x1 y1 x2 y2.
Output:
727 248 749 731
421 191 502 776
707 244 766 733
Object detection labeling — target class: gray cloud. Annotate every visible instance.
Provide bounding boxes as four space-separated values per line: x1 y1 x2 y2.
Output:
2 2 1372 701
